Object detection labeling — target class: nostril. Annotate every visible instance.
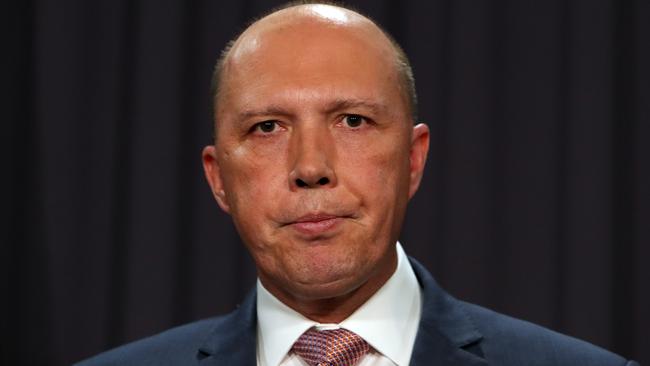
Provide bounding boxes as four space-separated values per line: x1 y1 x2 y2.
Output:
294 177 329 188
317 177 329 185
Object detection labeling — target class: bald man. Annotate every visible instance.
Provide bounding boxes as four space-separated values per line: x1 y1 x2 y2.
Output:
76 3 638 366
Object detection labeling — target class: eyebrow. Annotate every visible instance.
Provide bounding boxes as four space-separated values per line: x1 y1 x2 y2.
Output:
236 105 293 122
236 98 387 122
322 98 387 115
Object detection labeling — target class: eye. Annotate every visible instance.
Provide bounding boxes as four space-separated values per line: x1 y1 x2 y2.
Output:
343 114 365 128
253 120 278 133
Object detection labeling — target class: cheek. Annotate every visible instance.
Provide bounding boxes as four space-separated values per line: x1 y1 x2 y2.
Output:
220 144 287 215
339 139 411 209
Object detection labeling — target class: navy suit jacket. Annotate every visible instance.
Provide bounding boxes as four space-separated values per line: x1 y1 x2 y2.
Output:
76 258 639 365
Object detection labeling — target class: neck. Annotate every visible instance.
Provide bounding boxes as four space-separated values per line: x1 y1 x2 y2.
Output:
260 251 397 323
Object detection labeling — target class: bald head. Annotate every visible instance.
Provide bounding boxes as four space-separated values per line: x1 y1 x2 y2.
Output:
210 3 417 135
228 5 380 68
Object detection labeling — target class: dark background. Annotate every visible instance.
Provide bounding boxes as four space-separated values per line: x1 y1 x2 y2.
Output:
2 0 648 365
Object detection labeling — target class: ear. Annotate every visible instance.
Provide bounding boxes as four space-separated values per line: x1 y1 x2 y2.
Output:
202 145 231 214
408 123 430 199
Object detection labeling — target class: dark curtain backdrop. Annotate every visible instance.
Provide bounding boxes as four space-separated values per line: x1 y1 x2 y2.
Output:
3 0 648 365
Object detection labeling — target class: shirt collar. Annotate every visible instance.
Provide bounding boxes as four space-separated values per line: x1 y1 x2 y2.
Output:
256 242 422 366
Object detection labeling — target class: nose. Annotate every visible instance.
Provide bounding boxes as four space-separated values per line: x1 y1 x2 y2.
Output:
288 125 337 190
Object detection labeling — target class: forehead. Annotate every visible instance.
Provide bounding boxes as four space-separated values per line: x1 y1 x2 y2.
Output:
216 7 406 119
229 5 386 63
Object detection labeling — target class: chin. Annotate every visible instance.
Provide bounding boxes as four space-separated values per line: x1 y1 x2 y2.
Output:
281 258 371 300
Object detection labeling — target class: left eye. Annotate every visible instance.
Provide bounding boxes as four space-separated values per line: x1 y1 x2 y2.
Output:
253 121 278 133
343 114 365 128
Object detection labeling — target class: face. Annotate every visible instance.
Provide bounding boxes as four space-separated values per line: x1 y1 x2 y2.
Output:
203 10 429 304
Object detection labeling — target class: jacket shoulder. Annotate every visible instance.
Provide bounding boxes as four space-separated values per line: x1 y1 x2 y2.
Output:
74 315 228 366
459 301 634 366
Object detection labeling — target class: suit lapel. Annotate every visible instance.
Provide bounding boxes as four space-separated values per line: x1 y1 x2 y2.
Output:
409 258 488 366
196 289 257 365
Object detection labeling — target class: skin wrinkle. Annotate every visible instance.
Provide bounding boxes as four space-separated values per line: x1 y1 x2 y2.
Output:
202 4 429 323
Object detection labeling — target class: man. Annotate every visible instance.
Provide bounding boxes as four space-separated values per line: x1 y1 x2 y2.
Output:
77 3 638 366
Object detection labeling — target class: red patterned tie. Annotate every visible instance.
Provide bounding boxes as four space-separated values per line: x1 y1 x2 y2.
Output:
292 327 370 366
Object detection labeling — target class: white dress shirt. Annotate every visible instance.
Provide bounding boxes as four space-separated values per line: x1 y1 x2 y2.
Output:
256 242 422 366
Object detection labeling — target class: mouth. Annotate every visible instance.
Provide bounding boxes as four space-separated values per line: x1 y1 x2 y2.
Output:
285 213 350 237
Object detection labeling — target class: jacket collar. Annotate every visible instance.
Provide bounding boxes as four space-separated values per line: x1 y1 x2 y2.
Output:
196 257 487 366
196 288 257 365
408 258 487 365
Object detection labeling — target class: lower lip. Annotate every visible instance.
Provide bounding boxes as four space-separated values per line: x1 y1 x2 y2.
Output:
290 217 343 236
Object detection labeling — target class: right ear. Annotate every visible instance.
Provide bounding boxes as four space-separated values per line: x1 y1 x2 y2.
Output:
202 145 231 214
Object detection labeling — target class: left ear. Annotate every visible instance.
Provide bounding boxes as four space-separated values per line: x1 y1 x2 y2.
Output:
408 123 430 199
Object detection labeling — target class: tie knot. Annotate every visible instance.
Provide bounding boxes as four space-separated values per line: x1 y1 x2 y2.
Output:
292 328 370 366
